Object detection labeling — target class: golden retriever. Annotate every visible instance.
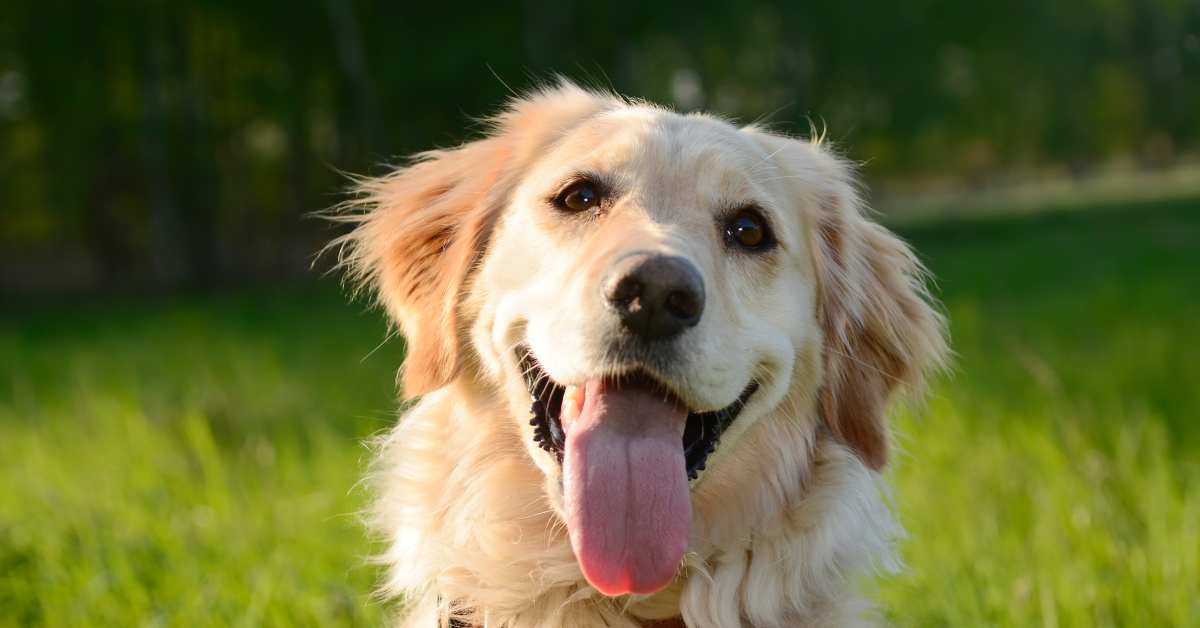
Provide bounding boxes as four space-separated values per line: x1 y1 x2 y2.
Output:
333 82 948 627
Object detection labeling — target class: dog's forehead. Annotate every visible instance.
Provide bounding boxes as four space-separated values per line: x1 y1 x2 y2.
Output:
556 107 772 206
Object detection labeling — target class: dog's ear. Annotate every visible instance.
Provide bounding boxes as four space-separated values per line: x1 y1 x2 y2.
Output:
811 158 948 470
331 82 615 397
338 138 510 397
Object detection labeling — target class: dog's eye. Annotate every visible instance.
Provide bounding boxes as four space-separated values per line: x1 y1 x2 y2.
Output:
554 180 604 212
723 207 775 252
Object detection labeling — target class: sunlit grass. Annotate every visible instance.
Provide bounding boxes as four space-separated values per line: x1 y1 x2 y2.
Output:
882 199 1200 627
0 293 402 626
2 199 1197 626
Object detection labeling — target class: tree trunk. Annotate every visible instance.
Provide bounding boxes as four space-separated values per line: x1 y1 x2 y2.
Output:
325 0 379 159
142 8 185 286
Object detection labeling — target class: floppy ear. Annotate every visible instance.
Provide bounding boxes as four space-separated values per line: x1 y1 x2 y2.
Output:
330 82 616 397
335 138 511 397
812 161 948 469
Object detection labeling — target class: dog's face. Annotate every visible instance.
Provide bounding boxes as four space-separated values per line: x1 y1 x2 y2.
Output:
488 108 813 409
474 109 822 595
338 84 945 599
478 107 816 460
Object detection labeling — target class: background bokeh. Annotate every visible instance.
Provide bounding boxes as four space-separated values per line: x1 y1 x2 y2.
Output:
4 1 1200 291
2 2 1197 626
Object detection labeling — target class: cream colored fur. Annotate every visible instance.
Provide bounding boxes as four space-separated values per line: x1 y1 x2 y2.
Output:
334 82 948 627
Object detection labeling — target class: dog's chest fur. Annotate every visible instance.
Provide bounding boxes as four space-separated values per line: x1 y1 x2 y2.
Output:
369 383 897 628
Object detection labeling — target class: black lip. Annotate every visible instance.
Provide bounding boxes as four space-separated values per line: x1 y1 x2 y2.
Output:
519 349 758 480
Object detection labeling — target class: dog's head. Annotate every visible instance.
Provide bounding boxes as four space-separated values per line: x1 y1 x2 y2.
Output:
337 83 946 598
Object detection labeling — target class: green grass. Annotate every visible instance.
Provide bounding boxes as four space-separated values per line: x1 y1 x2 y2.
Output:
882 200 1200 627
2 199 1198 626
0 292 401 626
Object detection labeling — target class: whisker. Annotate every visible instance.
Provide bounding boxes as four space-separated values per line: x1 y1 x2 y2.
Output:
825 346 907 385
747 143 788 174
749 173 818 184
360 327 401 363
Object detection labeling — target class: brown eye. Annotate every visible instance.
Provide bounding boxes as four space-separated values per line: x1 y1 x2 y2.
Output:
723 207 775 252
554 180 604 212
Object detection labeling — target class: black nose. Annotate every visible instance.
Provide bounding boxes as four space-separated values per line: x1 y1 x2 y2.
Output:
603 253 705 340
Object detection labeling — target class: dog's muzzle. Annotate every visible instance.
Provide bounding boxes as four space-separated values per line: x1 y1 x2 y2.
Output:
521 350 757 481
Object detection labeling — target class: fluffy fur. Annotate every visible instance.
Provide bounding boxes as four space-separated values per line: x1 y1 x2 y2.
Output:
332 82 948 627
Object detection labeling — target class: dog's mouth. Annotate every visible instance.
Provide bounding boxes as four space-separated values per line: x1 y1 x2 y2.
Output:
519 347 757 596
520 350 758 481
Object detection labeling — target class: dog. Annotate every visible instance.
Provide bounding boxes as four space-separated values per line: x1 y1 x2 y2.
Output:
333 82 948 627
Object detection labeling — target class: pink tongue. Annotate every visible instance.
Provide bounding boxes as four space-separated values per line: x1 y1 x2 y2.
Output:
563 380 691 596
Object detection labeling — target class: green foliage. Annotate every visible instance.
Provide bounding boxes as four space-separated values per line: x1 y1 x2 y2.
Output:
2 1 1199 287
1 198 1198 625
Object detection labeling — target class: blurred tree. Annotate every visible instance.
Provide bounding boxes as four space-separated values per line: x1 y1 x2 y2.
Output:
1 0 1197 291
